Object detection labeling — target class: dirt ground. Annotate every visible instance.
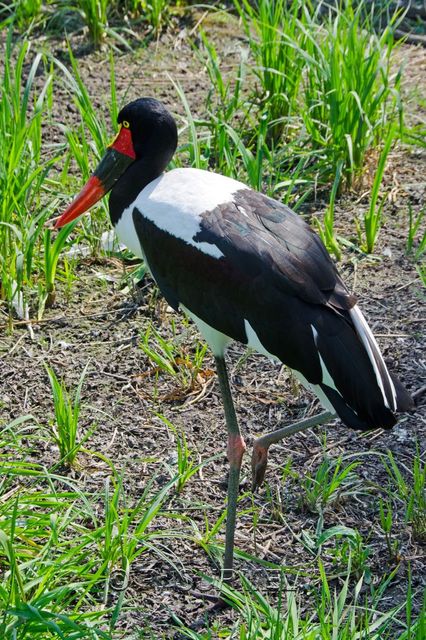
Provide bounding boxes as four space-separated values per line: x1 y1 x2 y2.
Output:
0 11 425 636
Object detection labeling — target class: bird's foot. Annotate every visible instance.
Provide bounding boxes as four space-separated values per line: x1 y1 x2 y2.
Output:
172 591 230 638
251 439 269 491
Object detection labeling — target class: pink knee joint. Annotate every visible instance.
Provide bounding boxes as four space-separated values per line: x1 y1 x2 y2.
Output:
227 434 246 468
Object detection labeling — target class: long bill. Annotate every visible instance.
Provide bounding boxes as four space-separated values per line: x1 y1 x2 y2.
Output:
55 125 136 229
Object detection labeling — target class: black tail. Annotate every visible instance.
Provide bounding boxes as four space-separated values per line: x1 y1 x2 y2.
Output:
311 304 413 431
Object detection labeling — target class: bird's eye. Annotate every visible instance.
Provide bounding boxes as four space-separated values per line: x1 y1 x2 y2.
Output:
122 120 130 129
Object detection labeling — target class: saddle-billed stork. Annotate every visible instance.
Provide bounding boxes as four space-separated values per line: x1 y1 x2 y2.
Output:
55 98 413 581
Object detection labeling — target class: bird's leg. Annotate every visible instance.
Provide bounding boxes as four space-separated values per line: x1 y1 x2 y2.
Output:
251 410 335 490
214 355 246 584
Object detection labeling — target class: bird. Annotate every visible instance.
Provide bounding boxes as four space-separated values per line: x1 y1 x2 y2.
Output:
55 97 413 582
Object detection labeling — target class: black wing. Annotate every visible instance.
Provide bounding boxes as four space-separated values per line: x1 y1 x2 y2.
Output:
133 189 410 429
194 189 355 311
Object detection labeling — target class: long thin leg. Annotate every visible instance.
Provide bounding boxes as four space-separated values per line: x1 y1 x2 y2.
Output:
214 355 246 583
252 410 335 490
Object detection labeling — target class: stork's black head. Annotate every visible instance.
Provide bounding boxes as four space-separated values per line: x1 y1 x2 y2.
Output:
55 98 178 228
117 98 178 164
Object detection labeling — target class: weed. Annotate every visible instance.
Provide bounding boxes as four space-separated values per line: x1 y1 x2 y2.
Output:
328 529 370 580
416 262 426 287
300 455 362 514
314 159 343 260
378 497 401 562
130 0 171 36
44 362 90 467
53 48 119 231
406 205 426 259
0 419 176 639
39 221 77 314
171 78 209 171
197 30 247 127
12 0 43 30
234 0 308 141
360 125 395 253
157 413 201 493
139 321 208 392
303 0 403 185
0 30 56 321
384 448 426 542
190 503 228 557
174 561 422 639
74 0 109 47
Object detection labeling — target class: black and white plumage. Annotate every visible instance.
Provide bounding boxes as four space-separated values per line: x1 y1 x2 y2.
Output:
114 164 409 431
56 97 413 579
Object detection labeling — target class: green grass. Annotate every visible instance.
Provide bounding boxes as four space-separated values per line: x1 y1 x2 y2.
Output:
0 0 417 322
157 413 203 493
0 418 179 640
174 564 425 639
359 125 396 253
304 0 403 186
233 0 308 142
44 361 90 468
139 319 208 393
74 0 110 47
300 454 362 515
0 30 56 324
406 206 426 260
129 0 171 36
314 159 343 260
383 448 426 543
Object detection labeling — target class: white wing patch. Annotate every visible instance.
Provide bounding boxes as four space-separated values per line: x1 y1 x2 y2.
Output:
119 168 250 260
244 319 279 361
115 207 147 260
245 320 336 413
181 305 231 356
349 305 397 411
310 325 338 391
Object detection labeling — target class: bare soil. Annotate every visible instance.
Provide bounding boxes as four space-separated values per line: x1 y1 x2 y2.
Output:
1 12 425 637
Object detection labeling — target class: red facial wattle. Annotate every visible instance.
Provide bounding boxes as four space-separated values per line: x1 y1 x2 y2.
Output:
109 125 136 159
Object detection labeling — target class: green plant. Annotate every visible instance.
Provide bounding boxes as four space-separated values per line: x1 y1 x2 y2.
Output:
403 87 426 149
406 205 426 259
317 526 371 579
139 321 208 392
360 125 395 253
416 262 426 287
314 159 343 260
0 31 56 322
39 221 78 314
171 79 209 171
12 0 43 30
378 497 401 562
73 0 110 47
303 0 403 186
174 561 423 639
0 419 177 639
53 49 119 253
384 448 426 542
156 414 202 493
97 473 179 589
234 0 308 141
44 362 90 467
130 0 170 35
189 502 228 558
301 454 362 514
197 30 247 128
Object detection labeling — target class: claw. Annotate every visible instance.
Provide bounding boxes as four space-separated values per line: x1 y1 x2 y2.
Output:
172 593 229 638
251 441 269 491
